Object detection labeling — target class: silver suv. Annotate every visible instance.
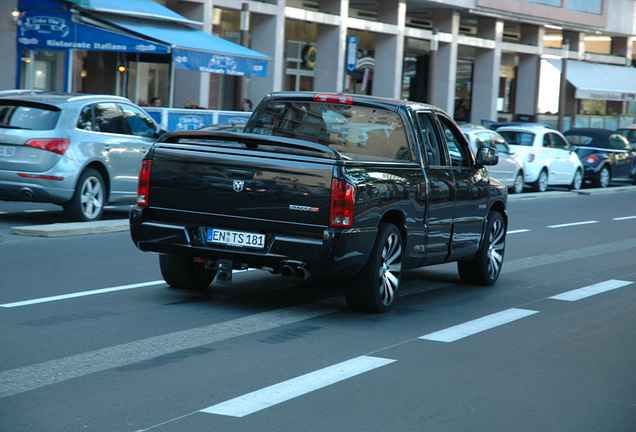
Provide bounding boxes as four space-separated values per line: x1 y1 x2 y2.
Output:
0 91 163 221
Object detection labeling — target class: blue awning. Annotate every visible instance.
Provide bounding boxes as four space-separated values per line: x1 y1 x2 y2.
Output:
16 10 170 54
88 14 269 77
65 0 200 25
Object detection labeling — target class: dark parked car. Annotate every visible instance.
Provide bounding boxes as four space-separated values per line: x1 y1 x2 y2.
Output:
564 128 636 188
0 91 164 221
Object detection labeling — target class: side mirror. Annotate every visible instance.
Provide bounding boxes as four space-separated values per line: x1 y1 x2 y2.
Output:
476 146 499 167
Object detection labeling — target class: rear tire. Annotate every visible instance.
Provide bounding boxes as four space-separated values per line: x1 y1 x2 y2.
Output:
345 223 403 313
510 171 524 194
64 168 105 221
593 166 610 188
159 254 216 290
531 169 548 192
458 211 506 285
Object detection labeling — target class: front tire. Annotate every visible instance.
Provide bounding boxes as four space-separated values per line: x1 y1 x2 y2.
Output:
458 211 506 285
64 168 105 221
345 223 403 313
569 169 583 190
159 254 216 290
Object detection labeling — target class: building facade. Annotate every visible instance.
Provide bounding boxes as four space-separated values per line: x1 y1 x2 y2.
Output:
3 0 636 128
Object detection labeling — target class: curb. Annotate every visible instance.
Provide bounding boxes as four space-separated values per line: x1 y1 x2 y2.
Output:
8 219 129 238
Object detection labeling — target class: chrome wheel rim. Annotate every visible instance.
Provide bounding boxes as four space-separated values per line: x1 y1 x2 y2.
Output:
513 173 524 194
378 232 402 306
80 176 104 220
599 167 610 188
487 218 505 280
539 171 548 192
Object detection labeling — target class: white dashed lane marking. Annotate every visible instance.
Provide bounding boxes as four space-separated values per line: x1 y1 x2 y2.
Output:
200 356 396 418
418 308 539 343
549 279 633 301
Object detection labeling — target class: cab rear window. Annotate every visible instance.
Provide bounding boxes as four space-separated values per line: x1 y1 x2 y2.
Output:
248 101 412 162
0 102 61 130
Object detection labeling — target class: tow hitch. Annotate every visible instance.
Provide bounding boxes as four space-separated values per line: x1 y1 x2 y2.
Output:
214 259 233 285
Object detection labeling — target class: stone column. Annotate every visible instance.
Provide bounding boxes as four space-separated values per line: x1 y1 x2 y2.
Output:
431 9 459 114
471 17 503 124
514 24 544 118
250 6 286 104
314 0 349 92
372 0 405 98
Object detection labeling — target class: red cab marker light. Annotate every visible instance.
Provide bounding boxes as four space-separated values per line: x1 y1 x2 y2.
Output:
313 94 353 105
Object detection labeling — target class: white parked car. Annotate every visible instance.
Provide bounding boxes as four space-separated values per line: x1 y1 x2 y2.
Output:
497 125 583 192
460 125 526 193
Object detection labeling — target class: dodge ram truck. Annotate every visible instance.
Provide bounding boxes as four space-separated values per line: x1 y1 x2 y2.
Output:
130 92 508 312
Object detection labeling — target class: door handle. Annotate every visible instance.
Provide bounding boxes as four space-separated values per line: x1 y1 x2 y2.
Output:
226 169 254 179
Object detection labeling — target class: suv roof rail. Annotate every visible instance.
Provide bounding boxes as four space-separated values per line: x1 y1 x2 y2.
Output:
0 89 44 96
67 94 131 103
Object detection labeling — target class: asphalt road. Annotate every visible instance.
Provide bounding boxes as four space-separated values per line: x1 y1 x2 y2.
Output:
1 188 635 431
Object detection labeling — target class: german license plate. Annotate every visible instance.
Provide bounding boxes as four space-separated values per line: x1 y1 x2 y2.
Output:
207 228 265 249
0 146 15 157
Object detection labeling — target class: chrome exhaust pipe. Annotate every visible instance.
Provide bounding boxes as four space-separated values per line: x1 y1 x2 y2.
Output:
293 266 310 280
280 265 293 277
21 188 35 200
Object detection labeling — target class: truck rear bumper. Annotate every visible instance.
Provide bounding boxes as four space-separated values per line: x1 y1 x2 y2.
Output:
130 208 375 276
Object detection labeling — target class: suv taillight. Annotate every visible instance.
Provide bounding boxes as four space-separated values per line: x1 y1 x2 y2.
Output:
25 138 70 155
330 179 355 228
137 160 152 207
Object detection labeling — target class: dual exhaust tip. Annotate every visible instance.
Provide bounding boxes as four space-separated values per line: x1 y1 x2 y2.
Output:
280 263 310 280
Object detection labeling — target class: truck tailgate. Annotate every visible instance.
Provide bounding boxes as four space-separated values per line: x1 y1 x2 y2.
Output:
148 138 335 231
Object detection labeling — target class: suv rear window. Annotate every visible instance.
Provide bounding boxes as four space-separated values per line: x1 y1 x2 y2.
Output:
0 102 60 130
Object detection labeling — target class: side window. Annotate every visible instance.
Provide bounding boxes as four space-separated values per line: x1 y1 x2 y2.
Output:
120 104 156 138
77 106 95 131
94 103 126 134
417 112 444 166
542 134 553 148
437 115 471 167
550 133 569 150
491 133 510 153
609 134 629 150
475 132 492 149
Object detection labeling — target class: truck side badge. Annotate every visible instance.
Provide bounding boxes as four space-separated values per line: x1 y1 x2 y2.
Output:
233 180 244 192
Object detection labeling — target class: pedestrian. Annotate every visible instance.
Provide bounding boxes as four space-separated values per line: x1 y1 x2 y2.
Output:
242 98 253 111
454 99 467 122
151 97 162 107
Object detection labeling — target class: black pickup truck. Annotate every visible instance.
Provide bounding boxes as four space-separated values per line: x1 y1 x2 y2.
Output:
130 92 507 312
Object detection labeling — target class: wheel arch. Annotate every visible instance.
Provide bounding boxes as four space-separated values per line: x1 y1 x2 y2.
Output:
489 200 508 228
379 209 407 241
81 161 111 201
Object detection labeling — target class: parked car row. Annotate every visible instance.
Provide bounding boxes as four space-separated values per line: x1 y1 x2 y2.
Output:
462 124 636 193
1 90 635 222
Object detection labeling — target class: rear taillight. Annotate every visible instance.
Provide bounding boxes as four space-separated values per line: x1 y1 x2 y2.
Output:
330 179 355 228
585 155 599 164
25 138 70 155
137 160 152 207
